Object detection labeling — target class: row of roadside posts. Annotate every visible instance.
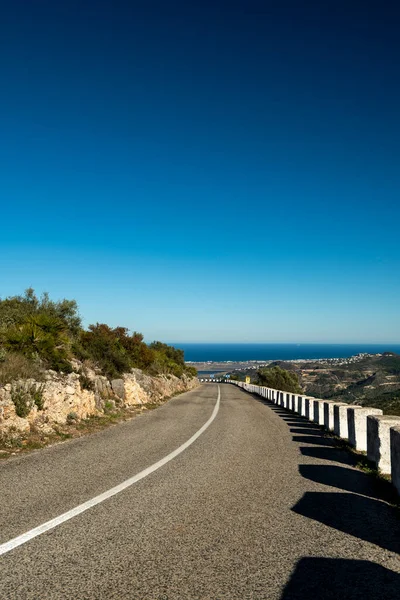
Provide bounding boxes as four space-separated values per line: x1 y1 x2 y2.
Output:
227 380 400 498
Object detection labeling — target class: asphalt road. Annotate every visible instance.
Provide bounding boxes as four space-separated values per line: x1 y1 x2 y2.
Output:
0 384 399 599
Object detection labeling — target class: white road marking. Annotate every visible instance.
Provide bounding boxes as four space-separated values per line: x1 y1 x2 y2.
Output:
0 385 221 557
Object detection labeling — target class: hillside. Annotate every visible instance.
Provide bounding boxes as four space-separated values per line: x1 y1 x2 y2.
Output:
231 353 400 415
277 353 400 415
0 289 198 448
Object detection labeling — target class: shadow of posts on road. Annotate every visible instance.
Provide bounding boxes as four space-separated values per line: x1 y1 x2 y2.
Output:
298 464 398 503
280 557 400 600
291 491 400 553
299 445 360 467
248 390 400 588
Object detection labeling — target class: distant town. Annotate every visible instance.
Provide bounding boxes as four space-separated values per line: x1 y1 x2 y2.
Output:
189 353 380 375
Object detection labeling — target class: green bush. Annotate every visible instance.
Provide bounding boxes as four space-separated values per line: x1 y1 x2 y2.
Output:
256 366 302 393
10 381 45 418
66 411 79 424
184 365 198 378
79 324 133 379
0 289 78 372
3 314 71 371
32 383 45 410
0 289 195 383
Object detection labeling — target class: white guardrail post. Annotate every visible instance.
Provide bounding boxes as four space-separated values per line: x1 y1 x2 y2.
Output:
230 381 400 497
367 415 400 475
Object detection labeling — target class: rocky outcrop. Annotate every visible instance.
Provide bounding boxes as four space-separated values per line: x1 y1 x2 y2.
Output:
0 366 198 435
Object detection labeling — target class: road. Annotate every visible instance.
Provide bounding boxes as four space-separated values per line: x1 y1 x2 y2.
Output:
0 384 399 599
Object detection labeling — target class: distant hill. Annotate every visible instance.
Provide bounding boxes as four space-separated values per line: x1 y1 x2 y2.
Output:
233 353 400 415
293 352 400 415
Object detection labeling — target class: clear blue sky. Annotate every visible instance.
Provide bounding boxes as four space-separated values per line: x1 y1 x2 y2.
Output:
1 1 399 343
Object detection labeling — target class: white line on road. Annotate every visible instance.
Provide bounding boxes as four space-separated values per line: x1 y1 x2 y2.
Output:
0 385 221 557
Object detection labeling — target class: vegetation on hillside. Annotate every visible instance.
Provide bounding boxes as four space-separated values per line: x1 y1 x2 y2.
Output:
278 354 400 416
255 366 302 393
0 289 196 385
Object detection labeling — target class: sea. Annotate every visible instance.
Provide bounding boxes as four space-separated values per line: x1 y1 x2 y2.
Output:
173 343 400 363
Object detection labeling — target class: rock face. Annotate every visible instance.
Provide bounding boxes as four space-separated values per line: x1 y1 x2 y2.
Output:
0 366 198 435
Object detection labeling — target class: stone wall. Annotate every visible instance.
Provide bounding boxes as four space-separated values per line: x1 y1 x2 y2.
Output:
0 365 198 436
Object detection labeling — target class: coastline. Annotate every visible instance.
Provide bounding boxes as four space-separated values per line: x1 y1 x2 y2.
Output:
188 352 387 375
178 343 400 364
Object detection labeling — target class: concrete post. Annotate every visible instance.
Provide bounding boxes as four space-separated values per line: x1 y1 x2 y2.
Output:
299 396 307 417
367 415 400 475
348 407 383 451
333 403 355 438
311 399 324 425
304 398 312 420
323 400 339 431
295 395 303 415
304 398 313 421
390 427 400 496
311 399 319 423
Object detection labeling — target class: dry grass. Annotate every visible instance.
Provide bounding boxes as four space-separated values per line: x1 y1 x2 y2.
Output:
0 353 44 385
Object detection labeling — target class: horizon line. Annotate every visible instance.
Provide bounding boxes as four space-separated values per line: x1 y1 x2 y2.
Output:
164 341 400 346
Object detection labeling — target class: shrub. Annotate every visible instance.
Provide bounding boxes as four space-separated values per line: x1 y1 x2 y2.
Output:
79 324 132 379
32 383 45 410
184 365 198 378
66 411 78 424
103 400 116 414
256 366 302 393
0 289 80 373
10 381 44 417
79 371 95 391
1 290 193 383
148 341 195 378
3 313 72 371
0 288 81 334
